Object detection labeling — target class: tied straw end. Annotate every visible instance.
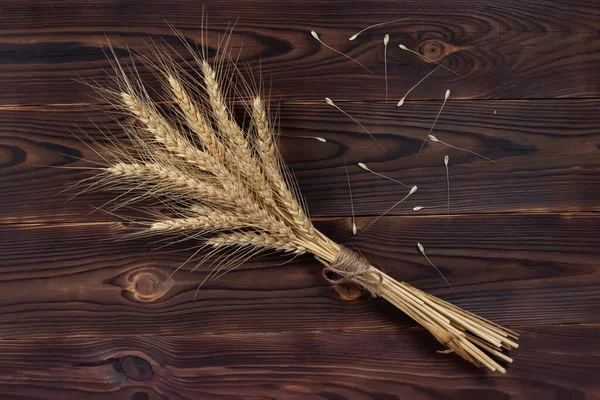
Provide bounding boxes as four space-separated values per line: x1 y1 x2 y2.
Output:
317 245 382 297
318 245 517 373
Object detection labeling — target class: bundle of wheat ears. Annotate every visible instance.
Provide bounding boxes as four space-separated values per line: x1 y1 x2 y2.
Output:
83 35 518 374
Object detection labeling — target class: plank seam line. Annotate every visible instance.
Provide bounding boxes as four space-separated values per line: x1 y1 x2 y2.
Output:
1 97 600 109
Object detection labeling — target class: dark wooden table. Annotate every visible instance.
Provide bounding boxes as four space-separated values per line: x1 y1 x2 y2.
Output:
1 1 598 399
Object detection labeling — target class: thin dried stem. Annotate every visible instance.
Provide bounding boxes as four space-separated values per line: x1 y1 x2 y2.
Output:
344 161 357 235
397 65 441 106
429 135 499 165
279 134 327 142
348 18 409 41
363 186 418 231
358 162 410 188
417 242 455 293
311 31 373 74
326 98 386 151
384 34 390 101
444 155 450 227
418 89 450 157
399 44 463 78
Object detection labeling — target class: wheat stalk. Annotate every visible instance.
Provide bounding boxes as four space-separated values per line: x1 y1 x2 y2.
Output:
88 40 518 373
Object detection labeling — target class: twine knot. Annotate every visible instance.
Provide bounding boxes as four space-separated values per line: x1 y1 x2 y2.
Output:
317 245 383 297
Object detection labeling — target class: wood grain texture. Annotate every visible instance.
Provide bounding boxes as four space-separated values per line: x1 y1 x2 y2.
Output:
0 0 598 105
1 99 599 223
1 1 599 398
0 324 598 399
1 215 598 339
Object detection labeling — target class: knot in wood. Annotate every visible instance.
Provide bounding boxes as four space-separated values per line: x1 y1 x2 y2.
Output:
118 268 173 304
115 355 153 382
332 282 363 301
319 245 383 297
419 40 448 62
133 272 160 298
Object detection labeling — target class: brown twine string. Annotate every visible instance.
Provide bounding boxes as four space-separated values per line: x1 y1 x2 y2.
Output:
317 245 383 297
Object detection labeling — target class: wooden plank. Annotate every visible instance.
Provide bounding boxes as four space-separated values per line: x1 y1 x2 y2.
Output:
0 214 598 339
1 100 598 223
0 1 598 104
0 325 597 399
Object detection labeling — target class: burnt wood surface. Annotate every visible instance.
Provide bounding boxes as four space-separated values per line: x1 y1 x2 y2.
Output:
0 325 597 399
0 1 599 105
0 0 599 399
1 100 599 223
0 216 598 338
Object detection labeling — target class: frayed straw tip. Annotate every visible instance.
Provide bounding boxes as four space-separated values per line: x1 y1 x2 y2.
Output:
397 97 405 107
384 34 390 46
428 134 439 142
325 97 334 106
399 44 409 50
409 185 418 195
311 31 320 40
413 206 424 211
